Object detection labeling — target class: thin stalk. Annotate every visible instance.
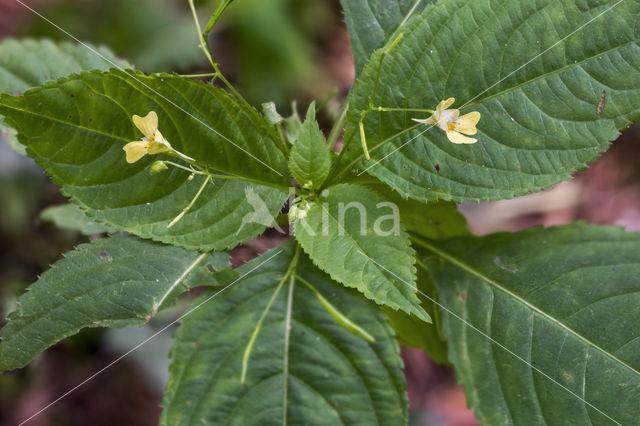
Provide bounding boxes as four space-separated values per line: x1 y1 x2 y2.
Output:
327 100 349 150
275 123 290 155
359 121 370 160
187 0 215 68
241 278 286 384
179 72 220 78
282 272 295 426
187 0 247 104
374 107 433 114
205 0 234 34
369 33 404 109
241 246 300 384
163 160 208 175
294 274 375 342
167 175 211 228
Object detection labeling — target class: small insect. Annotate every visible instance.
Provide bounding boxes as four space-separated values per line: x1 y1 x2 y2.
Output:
597 89 606 114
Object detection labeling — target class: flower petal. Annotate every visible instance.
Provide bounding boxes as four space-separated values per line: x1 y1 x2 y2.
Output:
441 97 455 109
446 130 477 144
132 111 158 139
412 118 431 125
123 141 149 163
147 141 170 155
454 111 481 134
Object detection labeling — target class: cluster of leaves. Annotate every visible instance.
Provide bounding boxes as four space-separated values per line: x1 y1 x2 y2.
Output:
1 0 640 424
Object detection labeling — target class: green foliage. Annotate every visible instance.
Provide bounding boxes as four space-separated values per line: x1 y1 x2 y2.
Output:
340 0 430 75
369 182 469 239
383 265 449 364
0 38 130 154
288 102 332 188
2 0 640 424
161 242 407 425
335 0 640 203
0 70 289 251
0 234 227 371
295 183 429 322
40 204 113 235
418 223 640 424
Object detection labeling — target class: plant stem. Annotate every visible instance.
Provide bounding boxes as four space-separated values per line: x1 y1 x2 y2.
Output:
374 106 433 114
188 0 216 68
275 124 290 155
179 72 220 78
241 245 300 384
167 174 211 228
205 0 234 34
294 274 375 342
163 160 208 175
359 121 370 160
327 100 349 150
187 0 247 104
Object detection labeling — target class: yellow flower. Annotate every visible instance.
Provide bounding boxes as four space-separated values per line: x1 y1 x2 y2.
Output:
413 97 481 144
123 111 172 163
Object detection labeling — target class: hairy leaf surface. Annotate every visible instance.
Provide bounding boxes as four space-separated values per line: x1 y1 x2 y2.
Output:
161 241 407 425
0 70 289 251
295 183 429 322
335 0 640 202
0 234 227 371
419 224 640 424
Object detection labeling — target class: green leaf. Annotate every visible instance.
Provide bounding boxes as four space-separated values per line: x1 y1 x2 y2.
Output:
0 234 219 371
161 241 408 425
41 204 114 235
0 38 131 154
340 0 430 75
417 223 640 424
336 0 640 203
0 70 289 251
383 263 449 364
288 102 332 188
367 182 463 362
368 182 469 238
295 183 430 322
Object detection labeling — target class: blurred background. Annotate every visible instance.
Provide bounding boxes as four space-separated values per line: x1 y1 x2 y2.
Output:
0 0 638 425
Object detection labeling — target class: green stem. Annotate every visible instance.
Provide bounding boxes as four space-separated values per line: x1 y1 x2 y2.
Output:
327 122 420 187
241 245 301 384
327 100 349 150
167 174 212 228
187 0 248 105
179 72 220 78
275 123 290 155
282 272 295 426
359 121 370 161
163 160 207 175
188 0 216 68
166 160 289 192
205 0 234 34
374 106 433 114
294 274 375 343
369 32 404 109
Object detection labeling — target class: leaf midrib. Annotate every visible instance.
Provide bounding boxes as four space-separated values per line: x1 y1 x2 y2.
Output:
412 235 640 379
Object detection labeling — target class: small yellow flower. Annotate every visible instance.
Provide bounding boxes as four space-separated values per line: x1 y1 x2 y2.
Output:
413 97 481 144
123 111 172 163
